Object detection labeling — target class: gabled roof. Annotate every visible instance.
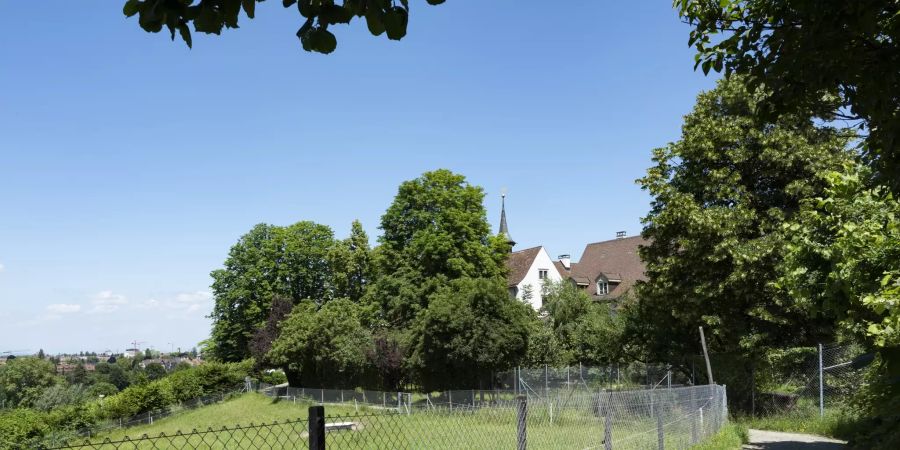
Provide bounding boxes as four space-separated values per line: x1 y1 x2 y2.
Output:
506 246 542 287
565 236 648 298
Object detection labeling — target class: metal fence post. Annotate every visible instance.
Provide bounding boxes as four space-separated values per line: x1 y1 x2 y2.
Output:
516 395 527 450
656 409 664 450
819 343 824 417
691 388 698 444
604 408 612 450
309 405 325 450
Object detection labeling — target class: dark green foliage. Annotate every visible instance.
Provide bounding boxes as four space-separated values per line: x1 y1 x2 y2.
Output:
101 361 250 420
0 408 50 450
779 164 900 447
542 281 625 365
629 76 852 371
367 169 509 327
327 220 372 302
0 357 60 409
678 0 900 189
208 221 336 361
268 299 372 387
123 0 444 54
406 278 532 390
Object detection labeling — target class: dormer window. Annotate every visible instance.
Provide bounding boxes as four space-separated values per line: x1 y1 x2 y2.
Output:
596 276 609 295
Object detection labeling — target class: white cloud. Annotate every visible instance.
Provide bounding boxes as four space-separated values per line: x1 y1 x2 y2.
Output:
46 304 81 314
0 262 5 272
175 291 213 304
90 290 127 313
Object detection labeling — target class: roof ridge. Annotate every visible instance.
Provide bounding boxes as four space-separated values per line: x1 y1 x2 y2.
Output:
584 235 645 246
510 245 543 254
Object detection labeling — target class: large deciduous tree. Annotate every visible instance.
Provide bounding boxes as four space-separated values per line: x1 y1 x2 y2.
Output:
208 221 335 361
0 358 59 408
366 169 509 327
406 277 532 391
267 298 372 387
779 165 900 449
122 0 446 54
630 76 851 376
678 0 900 187
542 281 625 365
327 220 372 302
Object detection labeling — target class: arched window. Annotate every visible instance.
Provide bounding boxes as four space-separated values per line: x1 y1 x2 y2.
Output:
596 276 609 295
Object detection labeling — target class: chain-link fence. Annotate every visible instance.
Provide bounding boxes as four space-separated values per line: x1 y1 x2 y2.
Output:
257 383 412 413
52 384 728 450
498 364 683 396
754 343 863 417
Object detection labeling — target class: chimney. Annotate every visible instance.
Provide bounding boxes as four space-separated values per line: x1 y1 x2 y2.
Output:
558 254 571 270
616 231 627 239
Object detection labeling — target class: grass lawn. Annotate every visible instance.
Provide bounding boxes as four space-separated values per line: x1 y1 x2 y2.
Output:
689 422 748 450
82 393 365 444
63 393 732 449
735 407 859 441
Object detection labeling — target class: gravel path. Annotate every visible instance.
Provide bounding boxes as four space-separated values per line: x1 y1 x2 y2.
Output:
743 429 846 450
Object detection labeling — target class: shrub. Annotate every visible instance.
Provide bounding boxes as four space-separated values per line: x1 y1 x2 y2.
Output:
0 409 49 450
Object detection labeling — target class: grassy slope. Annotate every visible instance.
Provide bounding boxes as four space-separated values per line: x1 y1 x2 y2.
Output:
93 393 365 442
736 410 859 440
690 422 748 450
75 394 743 450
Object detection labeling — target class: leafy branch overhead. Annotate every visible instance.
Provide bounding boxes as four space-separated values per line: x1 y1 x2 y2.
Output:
122 0 446 54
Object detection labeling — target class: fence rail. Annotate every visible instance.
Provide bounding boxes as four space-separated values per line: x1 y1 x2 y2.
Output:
52 384 728 450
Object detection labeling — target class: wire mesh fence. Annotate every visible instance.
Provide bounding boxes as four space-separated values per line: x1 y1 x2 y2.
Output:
51 384 728 450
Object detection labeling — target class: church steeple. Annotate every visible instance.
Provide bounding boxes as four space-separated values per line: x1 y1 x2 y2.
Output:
499 192 516 249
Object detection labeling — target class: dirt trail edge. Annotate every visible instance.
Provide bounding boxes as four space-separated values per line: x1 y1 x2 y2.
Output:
743 429 846 450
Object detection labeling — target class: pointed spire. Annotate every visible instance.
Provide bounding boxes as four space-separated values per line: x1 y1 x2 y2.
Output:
499 192 516 249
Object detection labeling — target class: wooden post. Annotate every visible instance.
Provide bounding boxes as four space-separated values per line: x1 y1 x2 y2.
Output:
699 327 714 385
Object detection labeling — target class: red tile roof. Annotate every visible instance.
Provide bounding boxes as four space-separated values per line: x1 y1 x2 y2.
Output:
506 246 542 287
563 236 648 299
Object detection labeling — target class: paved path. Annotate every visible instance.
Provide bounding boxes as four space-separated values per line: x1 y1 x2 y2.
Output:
743 429 846 450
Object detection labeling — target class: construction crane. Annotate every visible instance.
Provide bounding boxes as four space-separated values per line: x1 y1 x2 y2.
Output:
126 341 146 358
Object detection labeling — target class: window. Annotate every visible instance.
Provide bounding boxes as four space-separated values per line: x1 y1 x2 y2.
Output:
538 269 549 280
597 277 609 295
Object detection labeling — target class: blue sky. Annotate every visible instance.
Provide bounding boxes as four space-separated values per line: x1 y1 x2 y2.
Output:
0 1 719 354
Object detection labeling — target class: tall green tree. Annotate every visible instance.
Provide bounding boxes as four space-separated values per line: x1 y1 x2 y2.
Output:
542 281 624 365
268 298 372 387
780 165 900 448
366 169 509 327
630 76 851 370
122 0 446 54
208 221 335 361
406 277 532 390
678 0 900 187
327 220 372 302
0 358 59 408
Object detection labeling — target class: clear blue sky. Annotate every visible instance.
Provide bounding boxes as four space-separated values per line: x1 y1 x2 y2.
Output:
0 1 719 354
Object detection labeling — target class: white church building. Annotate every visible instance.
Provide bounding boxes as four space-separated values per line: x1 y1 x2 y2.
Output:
498 194 563 309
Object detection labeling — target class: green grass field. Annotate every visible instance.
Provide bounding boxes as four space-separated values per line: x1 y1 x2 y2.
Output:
65 393 731 449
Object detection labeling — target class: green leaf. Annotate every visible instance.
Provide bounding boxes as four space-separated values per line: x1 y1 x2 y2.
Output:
178 22 193 48
309 28 337 54
426 0 445 4
383 6 408 40
365 5 385 36
882 273 893 287
283 0 297 7
242 0 256 18
123 0 140 18
320 5 353 24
